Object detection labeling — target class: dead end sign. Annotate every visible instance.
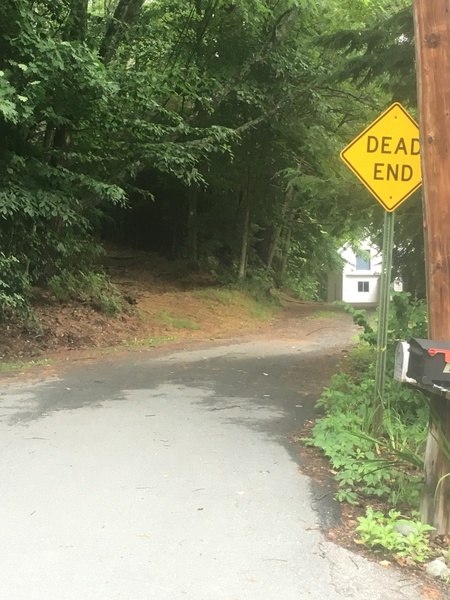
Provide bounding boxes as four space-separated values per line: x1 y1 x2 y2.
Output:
340 103 422 212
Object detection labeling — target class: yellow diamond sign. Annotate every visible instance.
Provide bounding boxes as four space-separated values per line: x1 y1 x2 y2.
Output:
340 103 422 212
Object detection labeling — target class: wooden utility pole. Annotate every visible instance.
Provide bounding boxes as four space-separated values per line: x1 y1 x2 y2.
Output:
414 1 450 534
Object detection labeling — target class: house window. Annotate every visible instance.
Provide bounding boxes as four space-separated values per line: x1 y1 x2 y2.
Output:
358 281 369 293
355 253 371 270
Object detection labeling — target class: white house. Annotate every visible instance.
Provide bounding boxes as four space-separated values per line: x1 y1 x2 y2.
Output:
328 241 382 306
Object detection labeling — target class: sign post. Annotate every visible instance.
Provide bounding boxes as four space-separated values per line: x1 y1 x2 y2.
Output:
340 103 421 434
372 210 395 434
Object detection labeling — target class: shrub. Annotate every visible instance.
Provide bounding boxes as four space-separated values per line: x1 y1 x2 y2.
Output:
356 508 434 563
312 373 426 508
0 253 31 321
48 270 123 317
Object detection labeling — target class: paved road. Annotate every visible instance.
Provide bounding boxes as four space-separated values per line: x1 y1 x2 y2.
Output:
0 317 425 599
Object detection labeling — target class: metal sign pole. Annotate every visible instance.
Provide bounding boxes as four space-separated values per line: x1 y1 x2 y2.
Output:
339 102 418 437
373 209 395 435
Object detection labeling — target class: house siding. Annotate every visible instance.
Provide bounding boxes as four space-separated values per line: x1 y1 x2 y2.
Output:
328 241 382 305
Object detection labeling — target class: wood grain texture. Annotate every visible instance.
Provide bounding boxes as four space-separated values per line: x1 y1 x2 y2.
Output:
414 0 450 534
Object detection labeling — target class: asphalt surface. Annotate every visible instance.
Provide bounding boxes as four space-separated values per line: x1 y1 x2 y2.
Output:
0 319 426 599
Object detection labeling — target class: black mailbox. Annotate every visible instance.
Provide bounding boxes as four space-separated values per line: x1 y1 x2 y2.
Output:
407 338 450 387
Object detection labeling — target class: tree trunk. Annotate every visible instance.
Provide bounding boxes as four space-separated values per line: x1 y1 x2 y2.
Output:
266 224 282 270
238 170 252 280
267 190 293 269
99 0 145 65
187 183 198 262
64 0 89 42
47 0 89 160
274 210 295 287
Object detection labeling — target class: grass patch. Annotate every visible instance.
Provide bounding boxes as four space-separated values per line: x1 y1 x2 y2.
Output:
194 287 277 321
155 311 201 330
249 304 273 319
193 288 248 306
308 305 346 319
0 358 52 374
124 335 178 348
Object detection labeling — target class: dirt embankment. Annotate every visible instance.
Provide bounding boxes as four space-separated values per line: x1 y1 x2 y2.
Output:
0 248 336 367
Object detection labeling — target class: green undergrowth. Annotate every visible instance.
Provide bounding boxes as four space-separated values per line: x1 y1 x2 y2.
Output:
356 509 435 564
49 270 123 317
313 372 427 507
0 253 32 322
307 293 446 565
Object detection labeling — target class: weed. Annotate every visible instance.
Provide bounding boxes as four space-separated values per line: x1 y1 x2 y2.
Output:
194 288 245 305
308 306 345 320
124 335 177 348
346 344 376 378
0 358 52 374
356 508 435 563
312 373 427 508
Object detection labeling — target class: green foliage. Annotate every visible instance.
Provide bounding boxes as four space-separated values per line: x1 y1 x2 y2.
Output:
389 291 428 341
344 292 428 358
0 0 129 318
313 370 427 508
389 194 426 298
310 285 433 566
48 270 123 316
317 3 415 103
0 253 31 321
285 273 320 301
356 508 435 563
0 0 242 319
346 344 376 377
316 1 426 298
239 267 276 303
